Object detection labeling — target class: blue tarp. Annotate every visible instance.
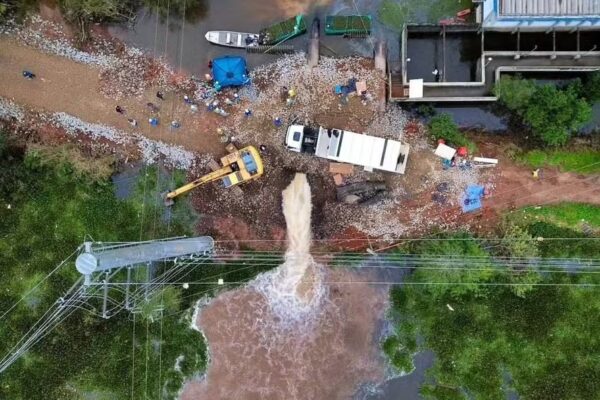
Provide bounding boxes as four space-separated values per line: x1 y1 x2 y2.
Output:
462 184 485 213
211 56 250 89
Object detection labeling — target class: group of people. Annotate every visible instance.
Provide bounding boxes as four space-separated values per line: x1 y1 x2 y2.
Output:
114 91 195 130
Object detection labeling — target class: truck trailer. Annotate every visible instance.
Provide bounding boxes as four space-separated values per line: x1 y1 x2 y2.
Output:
285 125 410 174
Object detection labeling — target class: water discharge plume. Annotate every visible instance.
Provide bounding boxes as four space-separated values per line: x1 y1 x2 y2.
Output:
251 173 325 327
181 173 388 399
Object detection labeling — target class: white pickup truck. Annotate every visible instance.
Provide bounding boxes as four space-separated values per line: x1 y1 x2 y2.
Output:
285 125 410 174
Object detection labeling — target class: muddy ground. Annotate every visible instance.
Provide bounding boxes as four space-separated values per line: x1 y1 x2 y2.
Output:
1 15 600 252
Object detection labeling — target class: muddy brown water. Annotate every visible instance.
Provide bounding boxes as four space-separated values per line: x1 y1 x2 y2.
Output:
182 268 388 400
181 174 389 399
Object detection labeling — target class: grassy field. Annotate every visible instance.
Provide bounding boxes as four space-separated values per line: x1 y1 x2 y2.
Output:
517 149 600 174
507 203 600 232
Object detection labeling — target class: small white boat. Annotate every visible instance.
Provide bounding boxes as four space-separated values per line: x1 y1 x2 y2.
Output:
204 31 260 49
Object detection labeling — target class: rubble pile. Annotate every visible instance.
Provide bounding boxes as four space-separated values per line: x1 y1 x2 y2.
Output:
0 97 25 122
51 112 196 169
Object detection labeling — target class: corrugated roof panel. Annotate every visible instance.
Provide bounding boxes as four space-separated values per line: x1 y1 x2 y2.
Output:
500 0 600 16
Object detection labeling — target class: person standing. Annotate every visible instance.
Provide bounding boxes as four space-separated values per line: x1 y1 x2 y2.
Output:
115 105 125 114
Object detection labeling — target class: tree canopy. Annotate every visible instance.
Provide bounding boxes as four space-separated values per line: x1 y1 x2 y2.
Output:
494 76 592 146
384 222 600 400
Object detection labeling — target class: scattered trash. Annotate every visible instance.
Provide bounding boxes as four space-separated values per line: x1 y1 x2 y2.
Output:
434 143 457 160
333 174 344 186
329 162 354 175
462 184 486 213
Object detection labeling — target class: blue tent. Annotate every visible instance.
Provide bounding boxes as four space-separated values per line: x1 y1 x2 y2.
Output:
211 56 250 89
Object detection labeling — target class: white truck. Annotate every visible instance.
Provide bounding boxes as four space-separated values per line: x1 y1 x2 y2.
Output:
285 125 410 174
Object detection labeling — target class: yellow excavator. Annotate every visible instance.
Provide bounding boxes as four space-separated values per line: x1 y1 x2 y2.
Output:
164 145 264 206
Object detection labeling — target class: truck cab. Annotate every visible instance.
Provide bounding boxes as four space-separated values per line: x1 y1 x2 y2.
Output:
285 125 318 154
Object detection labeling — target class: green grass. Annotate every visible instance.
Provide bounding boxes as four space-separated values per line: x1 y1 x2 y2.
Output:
517 149 600 174
508 203 600 232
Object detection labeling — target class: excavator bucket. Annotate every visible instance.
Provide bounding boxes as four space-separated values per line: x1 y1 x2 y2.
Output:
162 192 175 207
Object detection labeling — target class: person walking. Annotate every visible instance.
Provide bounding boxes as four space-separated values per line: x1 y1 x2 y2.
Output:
156 91 164 100
244 109 252 117
147 102 159 112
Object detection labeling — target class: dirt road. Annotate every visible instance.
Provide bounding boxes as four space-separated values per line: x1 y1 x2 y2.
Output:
0 37 225 156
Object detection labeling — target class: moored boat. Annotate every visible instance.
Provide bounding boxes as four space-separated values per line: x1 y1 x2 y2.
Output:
204 31 260 48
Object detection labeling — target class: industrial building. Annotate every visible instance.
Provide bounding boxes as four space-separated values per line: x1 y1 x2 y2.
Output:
390 0 600 102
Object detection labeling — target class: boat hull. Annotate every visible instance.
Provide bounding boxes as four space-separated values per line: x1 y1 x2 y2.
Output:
204 31 259 49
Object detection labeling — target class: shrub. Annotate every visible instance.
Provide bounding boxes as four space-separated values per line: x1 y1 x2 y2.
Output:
428 113 477 153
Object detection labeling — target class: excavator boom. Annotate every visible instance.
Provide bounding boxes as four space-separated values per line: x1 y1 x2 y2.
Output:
164 146 264 205
166 166 233 199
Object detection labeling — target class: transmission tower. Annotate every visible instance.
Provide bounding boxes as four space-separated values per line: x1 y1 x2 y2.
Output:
0 236 214 374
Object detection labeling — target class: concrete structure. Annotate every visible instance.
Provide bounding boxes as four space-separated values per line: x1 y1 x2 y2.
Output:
390 0 600 102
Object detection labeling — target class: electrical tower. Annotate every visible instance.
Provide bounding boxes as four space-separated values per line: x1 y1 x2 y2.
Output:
0 236 214 374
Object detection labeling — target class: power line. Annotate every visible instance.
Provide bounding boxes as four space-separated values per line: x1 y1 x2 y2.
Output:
0 247 80 321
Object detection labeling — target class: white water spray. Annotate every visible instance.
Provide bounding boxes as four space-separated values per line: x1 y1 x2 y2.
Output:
252 173 325 326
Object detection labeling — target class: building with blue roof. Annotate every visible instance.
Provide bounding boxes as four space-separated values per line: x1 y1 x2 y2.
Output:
481 0 600 30
390 0 600 102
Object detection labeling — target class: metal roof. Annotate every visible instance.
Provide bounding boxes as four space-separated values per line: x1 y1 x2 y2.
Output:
499 0 600 16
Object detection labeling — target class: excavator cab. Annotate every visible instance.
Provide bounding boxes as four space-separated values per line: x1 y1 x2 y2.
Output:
163 146 264 206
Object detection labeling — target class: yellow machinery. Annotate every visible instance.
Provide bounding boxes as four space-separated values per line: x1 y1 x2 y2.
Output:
164 146 264 205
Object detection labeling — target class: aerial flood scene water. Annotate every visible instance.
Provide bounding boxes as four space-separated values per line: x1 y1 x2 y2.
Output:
0 0 600 399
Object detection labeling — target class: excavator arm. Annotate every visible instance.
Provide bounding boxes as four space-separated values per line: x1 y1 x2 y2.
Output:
165 166 234 201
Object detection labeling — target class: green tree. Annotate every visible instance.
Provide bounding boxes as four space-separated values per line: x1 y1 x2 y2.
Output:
583 71 600 103
493 75 537 110
523 84 591 146
386 227 600 400
494 77 592 146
